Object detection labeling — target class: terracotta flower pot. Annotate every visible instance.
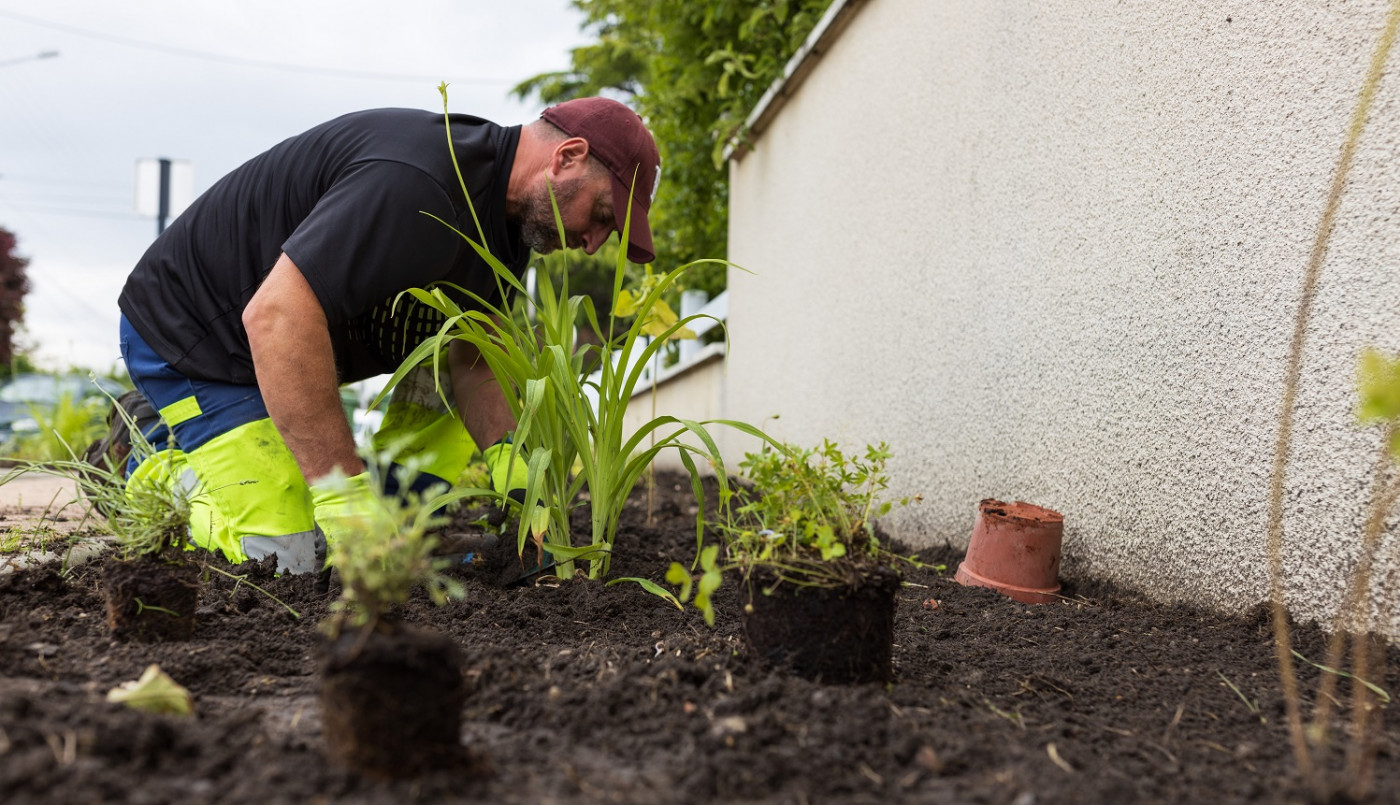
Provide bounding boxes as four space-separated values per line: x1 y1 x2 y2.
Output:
955 499 1063 604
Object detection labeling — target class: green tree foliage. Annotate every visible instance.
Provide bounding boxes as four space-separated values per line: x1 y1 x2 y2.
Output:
0 227 30 370
513 0 833 294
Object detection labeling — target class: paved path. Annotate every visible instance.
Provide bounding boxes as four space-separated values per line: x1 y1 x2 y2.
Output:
0 470 108 576
0 472 83 516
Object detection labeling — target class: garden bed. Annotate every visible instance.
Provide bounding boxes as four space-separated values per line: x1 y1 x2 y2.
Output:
0 474 1395 803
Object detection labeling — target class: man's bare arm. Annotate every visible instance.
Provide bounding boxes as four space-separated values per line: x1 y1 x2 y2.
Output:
243 253 361 483
448 337 517 449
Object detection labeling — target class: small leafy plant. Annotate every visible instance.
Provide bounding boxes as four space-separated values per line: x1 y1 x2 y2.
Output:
314 455 472 778
669 439 921 624
320 467 466 635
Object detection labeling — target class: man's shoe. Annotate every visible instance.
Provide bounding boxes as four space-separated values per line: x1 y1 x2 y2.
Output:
83 389 159 479
80 389 159 515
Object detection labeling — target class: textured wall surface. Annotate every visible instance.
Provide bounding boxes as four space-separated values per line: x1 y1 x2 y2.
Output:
723 0 1400 633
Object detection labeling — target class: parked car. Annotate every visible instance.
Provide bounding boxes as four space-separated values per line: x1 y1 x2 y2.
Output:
0 373 128 437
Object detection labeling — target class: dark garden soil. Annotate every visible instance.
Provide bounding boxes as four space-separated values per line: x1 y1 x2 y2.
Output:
1 473 1397 804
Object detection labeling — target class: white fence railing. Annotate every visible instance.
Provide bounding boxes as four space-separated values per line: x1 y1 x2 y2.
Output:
583 289 729 411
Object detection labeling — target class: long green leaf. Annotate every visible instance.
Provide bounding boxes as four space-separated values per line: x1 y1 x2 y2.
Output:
420 211 530 299
1291 649 1392 703
518 446 554 555
420 485 499 516
542 541 610 561
606 576 683 610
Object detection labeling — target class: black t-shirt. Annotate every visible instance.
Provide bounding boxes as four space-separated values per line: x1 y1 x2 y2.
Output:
119 108 527 385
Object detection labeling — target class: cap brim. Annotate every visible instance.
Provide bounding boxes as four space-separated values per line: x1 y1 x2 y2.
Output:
611 178 655 264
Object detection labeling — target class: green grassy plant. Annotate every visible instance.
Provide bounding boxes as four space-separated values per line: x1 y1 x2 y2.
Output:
0 527 22 552
1292 648 1391 705
0 393 190 561
1216 671 1266 725
8 390 108 462
668 440 920 625
0 525 75 578
377 84 771 584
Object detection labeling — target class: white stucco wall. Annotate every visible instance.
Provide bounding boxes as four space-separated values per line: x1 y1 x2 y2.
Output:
623 352 728 473
723 0 1400 633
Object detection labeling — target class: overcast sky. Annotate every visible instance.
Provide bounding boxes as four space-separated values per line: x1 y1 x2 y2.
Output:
0 0 590 373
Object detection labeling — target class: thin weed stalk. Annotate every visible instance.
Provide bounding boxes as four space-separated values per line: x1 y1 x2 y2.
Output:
1309 434 1400 743
1345 634 1384 797
1265 0 1400 793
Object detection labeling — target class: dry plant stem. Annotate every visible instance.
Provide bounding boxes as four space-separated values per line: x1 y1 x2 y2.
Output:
1310 437 1400 741
202 564 302 620
1265 0 1400 783
1345 634 1384 799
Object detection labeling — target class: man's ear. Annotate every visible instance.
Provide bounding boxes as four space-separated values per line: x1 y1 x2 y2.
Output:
549 137 591 177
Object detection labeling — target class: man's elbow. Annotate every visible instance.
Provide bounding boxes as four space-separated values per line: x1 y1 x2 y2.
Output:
242 295 275 347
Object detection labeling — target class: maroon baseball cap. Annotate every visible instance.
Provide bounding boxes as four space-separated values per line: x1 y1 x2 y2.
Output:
541 97 660 263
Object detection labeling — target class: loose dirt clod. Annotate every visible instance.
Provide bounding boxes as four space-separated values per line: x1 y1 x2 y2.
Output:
741 564 900 684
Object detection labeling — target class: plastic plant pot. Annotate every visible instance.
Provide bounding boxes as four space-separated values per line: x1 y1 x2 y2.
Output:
955 498 1063 604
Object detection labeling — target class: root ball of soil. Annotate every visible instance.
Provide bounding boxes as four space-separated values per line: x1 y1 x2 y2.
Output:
317 622 468 778
101 556 200 642
742 564 901 684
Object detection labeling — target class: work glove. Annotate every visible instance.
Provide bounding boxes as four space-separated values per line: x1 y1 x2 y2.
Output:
479 438 529 530
479 438 555 583
309 470 400 547
481 437 529 497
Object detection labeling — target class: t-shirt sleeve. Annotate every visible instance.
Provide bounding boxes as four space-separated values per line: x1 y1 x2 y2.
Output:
281 161 463 326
